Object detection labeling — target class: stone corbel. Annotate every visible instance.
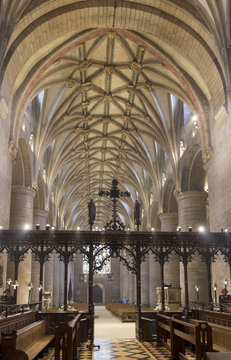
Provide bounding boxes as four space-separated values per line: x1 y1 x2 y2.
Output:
8 140 18 159
202 146 213 164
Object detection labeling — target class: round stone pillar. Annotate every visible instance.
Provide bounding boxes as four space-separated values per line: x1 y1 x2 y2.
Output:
128 272 135 304
31 210 48 302
149 253 161 307
159 212 180 287
149 221 161 307
141 256 149 306
177 191 208 303
9 186 36 304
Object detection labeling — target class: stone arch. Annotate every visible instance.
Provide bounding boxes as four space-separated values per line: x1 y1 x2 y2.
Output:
12 138 32 187
93 283 104 304
163 180 178 213
181 145 206 192
150 201 161 231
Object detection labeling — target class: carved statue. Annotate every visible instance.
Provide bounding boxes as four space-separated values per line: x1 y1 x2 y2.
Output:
88 199 96 224
134 200 141 225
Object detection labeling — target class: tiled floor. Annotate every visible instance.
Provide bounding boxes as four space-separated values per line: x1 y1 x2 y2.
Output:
79 339 157 359
50 339 197 359
78 339 197 359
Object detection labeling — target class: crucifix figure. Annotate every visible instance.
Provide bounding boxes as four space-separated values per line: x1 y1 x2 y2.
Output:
99 178 130 231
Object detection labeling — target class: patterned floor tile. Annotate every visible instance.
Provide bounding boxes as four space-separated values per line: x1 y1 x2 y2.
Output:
51 339 197 359
79 339 156 359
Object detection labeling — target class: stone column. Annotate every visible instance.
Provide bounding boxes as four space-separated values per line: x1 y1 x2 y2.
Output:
9 186 36 304
177 191 208 303
149 221 161 307
141 256 149 306
128 272 135 304
59 261 64 308
149 253 161 307
31 210 48 302
53 253 60 307
159 212 180 287
123 267 130 301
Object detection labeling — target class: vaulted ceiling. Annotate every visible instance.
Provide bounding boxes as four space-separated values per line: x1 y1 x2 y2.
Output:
0 0 229 230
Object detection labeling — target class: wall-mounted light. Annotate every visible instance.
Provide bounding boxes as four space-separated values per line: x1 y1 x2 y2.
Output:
24 224 30 230
188 227 192 232
192 114 198 121
221 228 228 233
46 224 50 231
77 226 80 231
11 280 19 290
36 224 40 230
195 284 200 301
176 226 181 232
151 227 155 231
107 274 114 281
51 226 55 230
6 278 12 286
27 282 33 291
214 283 217 303
198 226 205 233
37 284 43 292
0 226 3 230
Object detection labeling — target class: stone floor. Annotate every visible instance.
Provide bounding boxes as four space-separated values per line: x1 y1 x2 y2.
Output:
94 305 135 338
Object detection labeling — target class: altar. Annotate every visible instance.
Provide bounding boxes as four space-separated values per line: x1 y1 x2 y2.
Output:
156 286 181 310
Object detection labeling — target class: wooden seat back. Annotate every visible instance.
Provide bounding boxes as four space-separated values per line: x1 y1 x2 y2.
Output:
16 320 46 351
55 314 81 360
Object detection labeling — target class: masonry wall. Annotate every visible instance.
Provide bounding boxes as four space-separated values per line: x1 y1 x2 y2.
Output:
207 98 231 295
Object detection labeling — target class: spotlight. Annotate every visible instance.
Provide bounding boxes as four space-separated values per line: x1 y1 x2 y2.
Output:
11 280 19 290
0 226 3 230
51 226 55 230
198 226 205 233
188 227 192 232
24 224 30 230
177 226 181 232
36 224 40 230
221 228 228 233
6 278 12 286
46 224 50 230
77 226 80 231
192 114 198 121
27 282 33 291
151 227 155 231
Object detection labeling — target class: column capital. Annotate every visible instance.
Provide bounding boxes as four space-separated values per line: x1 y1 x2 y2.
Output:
11 185 36 198
33 209 49 219
177 190 207 202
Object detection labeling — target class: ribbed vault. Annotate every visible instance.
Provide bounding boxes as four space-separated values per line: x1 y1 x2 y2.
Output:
0 0 230 230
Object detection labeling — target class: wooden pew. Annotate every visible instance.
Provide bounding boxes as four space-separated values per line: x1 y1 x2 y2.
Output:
54 314 82 360
191 309 231 352
0 310 38 340
157 314 212 360
1 320 54 360
106 303 153 322
205 353 231 360
156 314 171 349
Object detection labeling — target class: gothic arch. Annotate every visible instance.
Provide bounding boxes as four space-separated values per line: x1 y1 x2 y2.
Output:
181 145 207 192
12 138 32 187
162 180 178 213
